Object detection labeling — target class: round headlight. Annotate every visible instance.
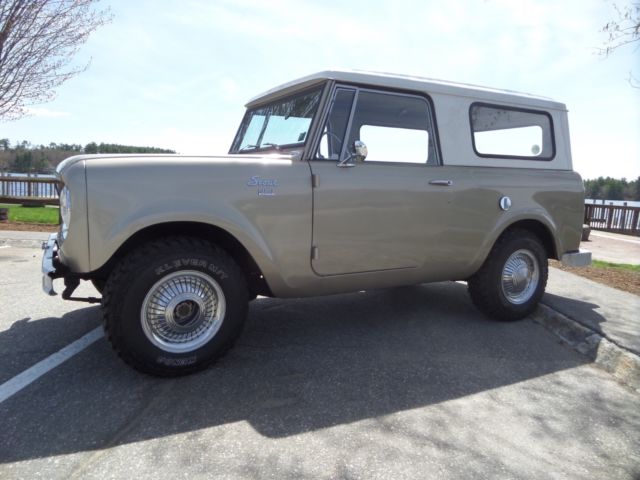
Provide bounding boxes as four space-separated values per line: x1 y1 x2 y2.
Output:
60 186 71 236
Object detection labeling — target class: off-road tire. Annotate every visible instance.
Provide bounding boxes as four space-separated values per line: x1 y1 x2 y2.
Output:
91 278 105 294
467 229 548 321
102 236 248 376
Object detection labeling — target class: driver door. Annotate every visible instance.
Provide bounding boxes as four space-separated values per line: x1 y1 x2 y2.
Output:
310 87 448 276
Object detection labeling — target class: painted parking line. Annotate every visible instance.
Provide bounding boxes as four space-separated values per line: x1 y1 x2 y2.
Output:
0 326 103 404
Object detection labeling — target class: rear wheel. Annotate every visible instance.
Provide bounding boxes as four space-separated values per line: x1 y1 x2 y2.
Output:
468 229 548 321
102 236 248 376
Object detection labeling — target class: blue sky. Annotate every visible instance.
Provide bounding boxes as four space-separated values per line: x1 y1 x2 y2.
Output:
1 0 639 179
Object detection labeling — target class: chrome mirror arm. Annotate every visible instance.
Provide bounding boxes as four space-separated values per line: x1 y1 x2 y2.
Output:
337 155 357 168
337 140 368 168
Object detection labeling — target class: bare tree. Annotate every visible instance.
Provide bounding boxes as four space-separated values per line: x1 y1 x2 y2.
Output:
600 1 640 87
0 0 111 120
601 1 640 54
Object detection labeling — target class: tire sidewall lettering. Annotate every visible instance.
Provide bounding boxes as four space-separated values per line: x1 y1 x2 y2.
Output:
154 258 229 280
156 355 198 366
119 253 239 369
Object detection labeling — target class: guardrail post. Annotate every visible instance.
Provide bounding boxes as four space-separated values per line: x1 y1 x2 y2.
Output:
584 204 590 224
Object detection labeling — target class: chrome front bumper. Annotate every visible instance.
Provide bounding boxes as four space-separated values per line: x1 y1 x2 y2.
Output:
41 233 59 295
561 249 592 267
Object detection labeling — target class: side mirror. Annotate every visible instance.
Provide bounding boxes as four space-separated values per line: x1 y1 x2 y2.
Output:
353 140 368 162
337 140 368 168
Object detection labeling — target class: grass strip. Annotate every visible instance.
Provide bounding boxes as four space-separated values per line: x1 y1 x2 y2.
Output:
0 204 59 224
591 259 640 273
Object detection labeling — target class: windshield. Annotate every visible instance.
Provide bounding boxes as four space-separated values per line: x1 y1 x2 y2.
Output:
230 86 323 153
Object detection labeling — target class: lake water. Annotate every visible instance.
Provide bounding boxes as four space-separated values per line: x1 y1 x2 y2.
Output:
585 199 640 208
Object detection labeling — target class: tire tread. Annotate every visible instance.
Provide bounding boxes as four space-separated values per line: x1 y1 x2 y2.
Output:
102 236 247 376
467 228 548 321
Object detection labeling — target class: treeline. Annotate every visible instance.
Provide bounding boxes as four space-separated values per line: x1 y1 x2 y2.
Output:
583 176 640 201
83 142 176 154
0 138 176 173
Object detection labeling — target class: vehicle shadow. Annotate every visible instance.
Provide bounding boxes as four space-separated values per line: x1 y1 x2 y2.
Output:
0 281 596 464
542 292 607 335
542 291 640 358
0 306 102 384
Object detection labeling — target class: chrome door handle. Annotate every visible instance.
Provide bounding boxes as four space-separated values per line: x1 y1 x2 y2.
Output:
429 180 453 186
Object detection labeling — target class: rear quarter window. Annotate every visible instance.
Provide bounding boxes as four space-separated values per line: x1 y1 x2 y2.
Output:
469 103 555 160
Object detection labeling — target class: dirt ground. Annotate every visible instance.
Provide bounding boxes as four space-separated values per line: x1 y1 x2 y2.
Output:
0 222 58 232
549 259 640 296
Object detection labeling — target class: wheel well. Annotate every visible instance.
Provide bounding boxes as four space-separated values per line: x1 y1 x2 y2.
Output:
92 222 272 297
499 220 557 259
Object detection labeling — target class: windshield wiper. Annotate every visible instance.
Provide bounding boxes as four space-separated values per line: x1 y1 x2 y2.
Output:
262 143 281 150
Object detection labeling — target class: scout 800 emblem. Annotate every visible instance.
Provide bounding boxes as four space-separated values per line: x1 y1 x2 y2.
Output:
247 175 278 196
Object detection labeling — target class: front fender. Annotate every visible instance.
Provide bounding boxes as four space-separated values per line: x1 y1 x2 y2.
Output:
84 155 313 295
91 203 279 281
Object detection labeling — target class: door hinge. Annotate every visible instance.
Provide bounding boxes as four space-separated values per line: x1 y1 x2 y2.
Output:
311 246 319 260
312 174 320 188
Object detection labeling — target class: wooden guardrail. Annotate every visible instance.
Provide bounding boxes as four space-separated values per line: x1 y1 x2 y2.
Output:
0 176 59 206
584 203 640 236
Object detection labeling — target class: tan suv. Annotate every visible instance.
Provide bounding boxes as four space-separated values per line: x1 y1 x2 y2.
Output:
42 70 591 376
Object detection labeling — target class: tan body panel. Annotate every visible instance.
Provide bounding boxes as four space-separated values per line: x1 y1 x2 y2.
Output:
309 162 583 281
80 156 314 296
56 154 583 299
57 160 90 272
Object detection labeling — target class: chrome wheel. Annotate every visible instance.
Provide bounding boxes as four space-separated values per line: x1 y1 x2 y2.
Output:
141 270 226 353
501 249 540 305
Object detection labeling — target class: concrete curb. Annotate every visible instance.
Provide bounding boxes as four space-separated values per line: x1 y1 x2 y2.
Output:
532 304 640 392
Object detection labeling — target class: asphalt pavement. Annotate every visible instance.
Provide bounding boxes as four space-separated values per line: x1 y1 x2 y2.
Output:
1 240 639 479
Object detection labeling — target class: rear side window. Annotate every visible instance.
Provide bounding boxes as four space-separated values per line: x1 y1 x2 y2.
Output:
470 104 555 160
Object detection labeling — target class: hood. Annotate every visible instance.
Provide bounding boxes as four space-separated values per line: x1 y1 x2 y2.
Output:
56 152 299 177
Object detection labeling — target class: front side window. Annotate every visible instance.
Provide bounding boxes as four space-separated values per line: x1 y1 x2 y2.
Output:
231 86 323 153
317 88 438 165
318 89 355 160
470 104 554 159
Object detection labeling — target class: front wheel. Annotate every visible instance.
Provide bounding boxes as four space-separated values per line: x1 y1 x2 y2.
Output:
102 237 248 376
467 229 548 321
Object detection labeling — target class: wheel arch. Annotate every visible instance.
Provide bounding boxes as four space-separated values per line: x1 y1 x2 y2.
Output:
467 225 550 321
496 219 558 260
90 221 273 297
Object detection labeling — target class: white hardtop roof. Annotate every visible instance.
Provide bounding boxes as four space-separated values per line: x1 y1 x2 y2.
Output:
246 69 566 110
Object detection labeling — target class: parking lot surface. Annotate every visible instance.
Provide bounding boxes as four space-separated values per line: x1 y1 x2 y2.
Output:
1 245 639 479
